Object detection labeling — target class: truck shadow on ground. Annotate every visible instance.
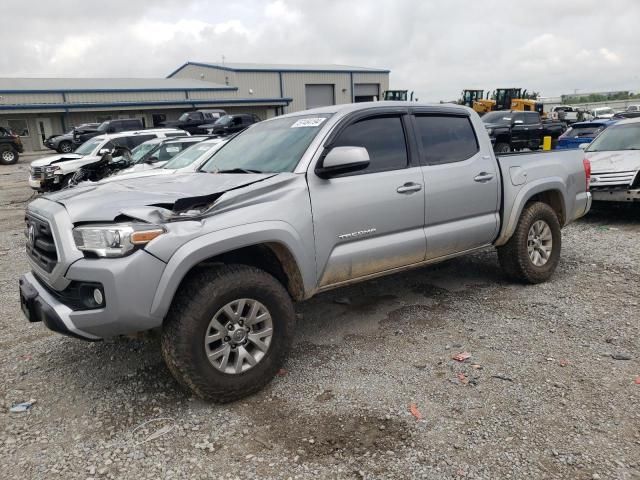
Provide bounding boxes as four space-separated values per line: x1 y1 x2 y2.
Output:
49 249 507 403
580 202 640 229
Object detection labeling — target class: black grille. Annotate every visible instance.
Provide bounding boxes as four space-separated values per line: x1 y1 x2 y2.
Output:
25 214 58 273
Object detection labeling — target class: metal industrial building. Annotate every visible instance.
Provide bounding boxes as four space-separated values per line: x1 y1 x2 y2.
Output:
0 62 389 152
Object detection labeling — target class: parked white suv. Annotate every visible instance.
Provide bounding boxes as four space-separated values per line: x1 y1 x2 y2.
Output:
28 129 187 192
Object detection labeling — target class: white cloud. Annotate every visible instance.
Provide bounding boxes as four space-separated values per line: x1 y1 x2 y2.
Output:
0 0 638 100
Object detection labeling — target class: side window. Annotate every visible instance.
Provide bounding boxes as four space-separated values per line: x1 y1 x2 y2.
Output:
524 112 539 125
511 112 525 124
126 134 156 149
414 115 479 165
332 115 408 174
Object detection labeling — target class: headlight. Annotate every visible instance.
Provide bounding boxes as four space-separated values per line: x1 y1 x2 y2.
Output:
73 223 165 258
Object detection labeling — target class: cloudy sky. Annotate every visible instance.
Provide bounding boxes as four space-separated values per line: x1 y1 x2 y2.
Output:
3 0 639 101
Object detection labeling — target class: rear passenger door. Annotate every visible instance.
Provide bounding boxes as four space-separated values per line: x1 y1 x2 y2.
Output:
412 112 499 260
308 112 427 287
524 112 543 148
510 112 528 149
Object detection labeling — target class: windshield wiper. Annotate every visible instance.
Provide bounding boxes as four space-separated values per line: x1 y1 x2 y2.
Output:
214 168 265 174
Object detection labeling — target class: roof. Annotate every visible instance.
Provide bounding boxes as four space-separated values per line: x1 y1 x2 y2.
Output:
277 101 470 118
610 117 640 125
0 77 234 93
572 119 617 127
168 61 390 76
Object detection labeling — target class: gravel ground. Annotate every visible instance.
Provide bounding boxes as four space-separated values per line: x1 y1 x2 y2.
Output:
1 160 639 479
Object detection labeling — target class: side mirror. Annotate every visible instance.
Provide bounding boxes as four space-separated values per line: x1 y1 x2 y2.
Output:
513 120 524 125
98 148 112 156
315 146 370 179
578 143 590 150
146 156 159 164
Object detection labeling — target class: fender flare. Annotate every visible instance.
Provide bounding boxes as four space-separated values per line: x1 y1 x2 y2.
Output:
494 178 567 246
149 220 312 319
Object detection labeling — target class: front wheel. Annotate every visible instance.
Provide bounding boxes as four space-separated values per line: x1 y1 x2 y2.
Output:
0 146 18 165
58 141 73 153
161 265 296 402
497 202 561 284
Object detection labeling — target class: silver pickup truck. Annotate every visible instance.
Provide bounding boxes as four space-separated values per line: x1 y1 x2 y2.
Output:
19 102 592 402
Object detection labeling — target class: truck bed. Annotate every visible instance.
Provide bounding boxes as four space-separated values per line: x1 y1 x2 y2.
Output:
494 149 591 245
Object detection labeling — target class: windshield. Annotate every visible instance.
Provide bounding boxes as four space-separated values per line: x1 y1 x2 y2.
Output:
586 123 640 152
96 121 109 132
214 115 233 126
163 142 219 169
130 142 158 163
563 126 605 138
482 112 512 125
200 114 331 173
595 108 614 115
74 137 104 156
178 113 190 121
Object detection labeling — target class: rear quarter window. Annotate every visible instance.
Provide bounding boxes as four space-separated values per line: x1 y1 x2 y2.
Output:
414 115 479 165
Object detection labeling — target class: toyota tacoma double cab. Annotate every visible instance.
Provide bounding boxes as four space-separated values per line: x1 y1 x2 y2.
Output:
19 102 592 402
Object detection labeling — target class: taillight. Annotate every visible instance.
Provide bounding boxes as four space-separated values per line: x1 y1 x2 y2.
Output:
583 158 591 190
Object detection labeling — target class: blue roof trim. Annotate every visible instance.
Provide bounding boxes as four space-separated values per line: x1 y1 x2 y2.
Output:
0 86 237 94
167 61 391 77
0 98 293 111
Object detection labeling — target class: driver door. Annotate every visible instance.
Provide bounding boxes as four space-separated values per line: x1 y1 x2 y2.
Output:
307 112 427 287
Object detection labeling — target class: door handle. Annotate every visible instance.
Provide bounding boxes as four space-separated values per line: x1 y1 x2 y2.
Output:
396 182 423 194
474 172 494 183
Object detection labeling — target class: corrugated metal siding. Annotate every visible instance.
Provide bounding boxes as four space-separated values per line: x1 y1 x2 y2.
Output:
66 91 187 104
172 64 236 87
282 72 351 113
231 72 280 98
352 73 389 93
0 92 63 105
187 90 239 101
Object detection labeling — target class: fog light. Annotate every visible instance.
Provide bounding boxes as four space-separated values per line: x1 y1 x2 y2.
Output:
93 288 104 305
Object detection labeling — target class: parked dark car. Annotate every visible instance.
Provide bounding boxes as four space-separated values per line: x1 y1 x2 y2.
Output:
73 118 145 145
0 126 24 165
556 119 617 150
612 110 640 120
160 109 227 134
198 114 261 136
482 111 566 153
44 123 99 153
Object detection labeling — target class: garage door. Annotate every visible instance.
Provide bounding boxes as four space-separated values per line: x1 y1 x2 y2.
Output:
354 83 379 102
305 84 335 109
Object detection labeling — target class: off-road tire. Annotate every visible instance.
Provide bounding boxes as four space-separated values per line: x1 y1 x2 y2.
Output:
161 264 296 403
494 142 511 154
0 145 18 165
58 141 73 153
497 201 561 284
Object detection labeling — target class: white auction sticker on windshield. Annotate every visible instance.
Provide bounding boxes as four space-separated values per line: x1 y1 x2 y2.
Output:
291 117 326 128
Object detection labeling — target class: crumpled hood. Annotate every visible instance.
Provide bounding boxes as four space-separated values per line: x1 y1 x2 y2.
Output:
43 172 276 222
586 150 640 173
31 153 82 167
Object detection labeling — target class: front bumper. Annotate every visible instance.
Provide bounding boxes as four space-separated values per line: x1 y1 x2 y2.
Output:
591 188 640 202
19 250 167 340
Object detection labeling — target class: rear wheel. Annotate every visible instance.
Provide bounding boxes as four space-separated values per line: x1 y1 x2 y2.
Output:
494 142 511 154
0 145 18 165
497 202 561 284
161 265 296 402
58 141 73 153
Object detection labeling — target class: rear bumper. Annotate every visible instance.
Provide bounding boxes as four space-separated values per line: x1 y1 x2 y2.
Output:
592 188 640 202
